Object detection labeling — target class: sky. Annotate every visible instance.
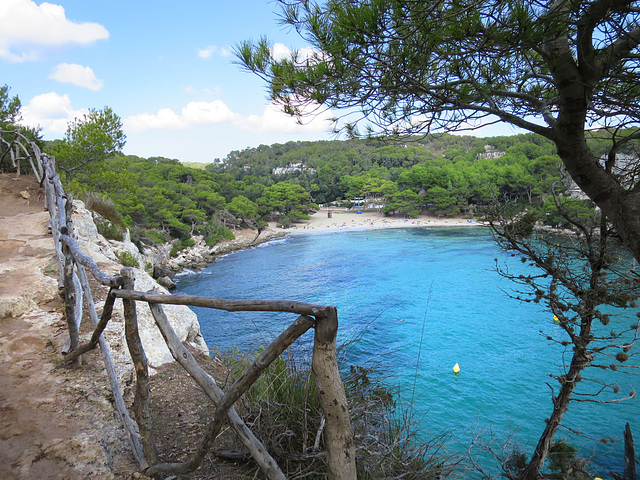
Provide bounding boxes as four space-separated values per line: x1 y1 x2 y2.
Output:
1 0 519 163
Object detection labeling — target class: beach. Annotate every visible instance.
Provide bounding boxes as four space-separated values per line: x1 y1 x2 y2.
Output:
284 208 481 234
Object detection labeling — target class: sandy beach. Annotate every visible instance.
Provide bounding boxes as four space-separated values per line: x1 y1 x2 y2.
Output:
283 208 482 234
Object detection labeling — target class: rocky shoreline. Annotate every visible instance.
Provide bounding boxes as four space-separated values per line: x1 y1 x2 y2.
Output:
140 225 287 288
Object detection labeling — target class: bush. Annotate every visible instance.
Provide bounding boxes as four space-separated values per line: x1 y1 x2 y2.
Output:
95 218 125 241
116 250 139 268
202 222 234 246
219 348 456 479
288 210 310 222
84 191 126 228
547 440 589 480
277 216 292 228
145 229 168 244
170 237 196 257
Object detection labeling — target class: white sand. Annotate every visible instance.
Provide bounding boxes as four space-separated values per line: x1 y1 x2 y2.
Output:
282 208 482 235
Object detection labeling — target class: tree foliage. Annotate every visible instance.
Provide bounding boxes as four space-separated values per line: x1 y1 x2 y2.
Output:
236 0 640 262
488 198 639 480
0 85 21 127
0 84 44 175
50 107 126 182
209 133 566 216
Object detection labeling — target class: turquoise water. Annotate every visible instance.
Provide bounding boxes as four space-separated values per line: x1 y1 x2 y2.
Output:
174 227 639 476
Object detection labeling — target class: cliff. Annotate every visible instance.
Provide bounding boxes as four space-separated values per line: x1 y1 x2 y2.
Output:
69 200 209 375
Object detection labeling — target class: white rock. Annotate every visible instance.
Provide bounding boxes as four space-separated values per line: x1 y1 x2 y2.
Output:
72 200 209 375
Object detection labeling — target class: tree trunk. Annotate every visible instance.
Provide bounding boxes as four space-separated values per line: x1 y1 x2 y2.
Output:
554 130 640 264
543 22 640 264
519 345 591 480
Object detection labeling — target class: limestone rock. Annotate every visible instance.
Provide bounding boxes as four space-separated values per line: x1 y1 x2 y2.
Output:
71 200 209 374
157 276 176 289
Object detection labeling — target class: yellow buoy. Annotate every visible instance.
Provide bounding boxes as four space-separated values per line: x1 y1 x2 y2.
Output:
553 315 559 322
453 363 461 374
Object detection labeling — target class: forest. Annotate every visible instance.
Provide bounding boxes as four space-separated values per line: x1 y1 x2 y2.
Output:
63 130 630 254
1 84 635 257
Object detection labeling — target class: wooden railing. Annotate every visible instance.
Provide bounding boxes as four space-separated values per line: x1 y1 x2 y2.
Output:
3 130 356 479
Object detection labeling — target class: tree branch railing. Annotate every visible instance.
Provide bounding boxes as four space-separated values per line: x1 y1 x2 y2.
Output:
11 131 356 479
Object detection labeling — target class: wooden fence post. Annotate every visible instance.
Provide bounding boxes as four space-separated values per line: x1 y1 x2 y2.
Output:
312 307 356 480
121 268 157 466
145 313 315 476
148 302 287 480
62 238 80 364
42 165 64 287
61 193 83 355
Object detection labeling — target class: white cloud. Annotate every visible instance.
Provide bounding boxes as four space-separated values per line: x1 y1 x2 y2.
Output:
0 0 109 62
124 100 240 132
125 98 333 136
271 43 318 63
49 63 103 90
21 92 88 134
197 45 231 59
239 101 333 133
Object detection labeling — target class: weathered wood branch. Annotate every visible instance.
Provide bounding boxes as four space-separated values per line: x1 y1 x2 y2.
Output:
77 266 148 469
313 308 357 480
121 269 157 466
62 240 80 365
147 302 286 480
112 289 331 316
61 271 86 355
42 171 64 287
145 314 315 476
65 288 116 363
55 190 67 235
13 136 41 183
59 234 123 287
0 129 43 182
66 195 83 335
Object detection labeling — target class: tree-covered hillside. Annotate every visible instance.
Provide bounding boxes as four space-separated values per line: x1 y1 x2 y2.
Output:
44 127 637 255
208 133 563 215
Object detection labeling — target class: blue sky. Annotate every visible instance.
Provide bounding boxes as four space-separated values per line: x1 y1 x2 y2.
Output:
2 0 518 163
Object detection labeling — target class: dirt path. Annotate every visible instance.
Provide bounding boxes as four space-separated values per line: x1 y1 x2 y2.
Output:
0 174 137 479
0 173 259 479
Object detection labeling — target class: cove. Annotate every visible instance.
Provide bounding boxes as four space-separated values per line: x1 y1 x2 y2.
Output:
174 227 639 476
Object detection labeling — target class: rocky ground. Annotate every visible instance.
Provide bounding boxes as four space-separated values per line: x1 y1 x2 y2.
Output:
0 173 137 480
0 173 264 479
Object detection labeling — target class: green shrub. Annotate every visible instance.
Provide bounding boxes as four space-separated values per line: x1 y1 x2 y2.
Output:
145 229 168 244
547 440 589 480
277 216 292 228
95 218 125 241
170 237 196 257
288 210 310 222
84 191 126 228
116 250 139 268
219 348 455 479
202 222 234 246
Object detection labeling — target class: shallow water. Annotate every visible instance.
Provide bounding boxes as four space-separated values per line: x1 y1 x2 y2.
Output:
174 227 639 476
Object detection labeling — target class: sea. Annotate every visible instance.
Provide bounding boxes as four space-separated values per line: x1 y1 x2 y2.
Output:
174 226 639 477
